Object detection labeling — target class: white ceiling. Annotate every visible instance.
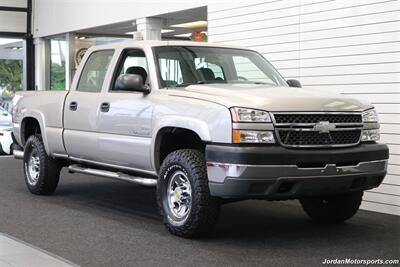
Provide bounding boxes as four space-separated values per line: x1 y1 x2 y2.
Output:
75 6 207 38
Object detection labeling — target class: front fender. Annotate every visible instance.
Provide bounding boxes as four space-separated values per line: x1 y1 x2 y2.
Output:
153 115 212 142
150 115 212 171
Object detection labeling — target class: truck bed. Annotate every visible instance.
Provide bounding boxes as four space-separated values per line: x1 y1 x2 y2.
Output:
13 90 69 155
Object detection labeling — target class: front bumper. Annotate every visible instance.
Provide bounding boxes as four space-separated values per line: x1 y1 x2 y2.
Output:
206 143 389 199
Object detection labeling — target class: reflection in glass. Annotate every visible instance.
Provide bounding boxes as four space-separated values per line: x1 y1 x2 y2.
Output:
50 39 67 90
0 38 23 97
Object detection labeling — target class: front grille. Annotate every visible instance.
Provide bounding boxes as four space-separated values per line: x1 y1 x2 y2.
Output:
273 113 362 148
274 113 362 124
278 130 361 146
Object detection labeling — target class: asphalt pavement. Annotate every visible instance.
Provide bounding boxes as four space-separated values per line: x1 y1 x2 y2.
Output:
0 156 399 267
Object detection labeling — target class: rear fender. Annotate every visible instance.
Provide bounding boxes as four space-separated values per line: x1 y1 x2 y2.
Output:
20 111 50 154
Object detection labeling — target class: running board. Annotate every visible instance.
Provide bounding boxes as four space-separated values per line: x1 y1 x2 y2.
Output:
13 150 24 160
68 164 157 187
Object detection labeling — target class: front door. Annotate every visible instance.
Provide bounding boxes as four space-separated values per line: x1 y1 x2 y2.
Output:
94 49 153 172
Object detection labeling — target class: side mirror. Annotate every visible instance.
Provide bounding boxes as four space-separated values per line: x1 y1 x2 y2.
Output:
287 79 302 88
115 74 150 94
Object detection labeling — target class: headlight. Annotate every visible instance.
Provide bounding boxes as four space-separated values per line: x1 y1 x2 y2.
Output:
362 129 380 142
230 107 271 123
362 109 378 123
232 130 275 143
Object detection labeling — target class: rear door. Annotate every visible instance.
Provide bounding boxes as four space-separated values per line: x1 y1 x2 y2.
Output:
63 49 115 161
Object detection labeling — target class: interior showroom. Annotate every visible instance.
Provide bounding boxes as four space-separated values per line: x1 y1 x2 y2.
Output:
0 0 399 266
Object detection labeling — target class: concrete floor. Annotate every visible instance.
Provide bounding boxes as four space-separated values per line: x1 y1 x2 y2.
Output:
0 234 75 267
0 156 399 267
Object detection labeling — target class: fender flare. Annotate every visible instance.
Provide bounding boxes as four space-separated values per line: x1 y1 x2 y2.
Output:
20 110 50 154
151 115 212 171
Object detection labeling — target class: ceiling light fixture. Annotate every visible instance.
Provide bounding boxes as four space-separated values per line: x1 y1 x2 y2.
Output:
171 21 207 29
173 33 192 37
161 29 174 34
125 29 174 35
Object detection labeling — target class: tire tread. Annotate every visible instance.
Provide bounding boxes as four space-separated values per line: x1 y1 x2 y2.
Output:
300 191 363 223
24 134 61 195
157 149 220 238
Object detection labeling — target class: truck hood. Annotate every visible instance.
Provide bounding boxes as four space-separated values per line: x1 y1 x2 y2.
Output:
166 83 372 112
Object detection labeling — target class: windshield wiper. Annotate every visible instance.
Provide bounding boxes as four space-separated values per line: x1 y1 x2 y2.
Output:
175 81 206 87
234 81 275 86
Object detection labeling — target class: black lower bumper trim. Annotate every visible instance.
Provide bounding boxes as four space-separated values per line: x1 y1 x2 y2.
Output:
209 171 386 200
206 143 389 165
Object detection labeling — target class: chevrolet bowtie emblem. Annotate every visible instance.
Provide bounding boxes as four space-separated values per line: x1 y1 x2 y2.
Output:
314 121 336 133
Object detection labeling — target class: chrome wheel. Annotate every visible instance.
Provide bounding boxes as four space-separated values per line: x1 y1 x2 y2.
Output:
167 170 192 220
26 148 40 186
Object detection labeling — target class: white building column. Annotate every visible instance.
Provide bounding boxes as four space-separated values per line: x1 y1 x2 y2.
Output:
34 38 50 90
22 41 27 90
135 17 163 40
65 33 76 89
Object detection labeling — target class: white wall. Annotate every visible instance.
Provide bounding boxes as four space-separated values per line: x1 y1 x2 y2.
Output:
0 0 27 33
209 0 400 215
32 0 206 37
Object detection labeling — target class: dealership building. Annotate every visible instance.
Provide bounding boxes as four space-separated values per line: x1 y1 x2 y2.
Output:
0 0 399 215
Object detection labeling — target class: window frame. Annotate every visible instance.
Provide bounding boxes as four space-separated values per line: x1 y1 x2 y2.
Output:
76 49 115 93
108 48 149 93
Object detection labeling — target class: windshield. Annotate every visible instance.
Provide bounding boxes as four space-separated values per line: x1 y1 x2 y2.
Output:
154 46 287 88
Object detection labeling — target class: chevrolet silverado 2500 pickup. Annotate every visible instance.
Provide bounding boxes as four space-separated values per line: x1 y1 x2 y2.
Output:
12 41 389 237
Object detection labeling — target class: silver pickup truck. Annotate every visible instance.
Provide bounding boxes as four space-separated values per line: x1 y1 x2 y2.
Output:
12 41 389 237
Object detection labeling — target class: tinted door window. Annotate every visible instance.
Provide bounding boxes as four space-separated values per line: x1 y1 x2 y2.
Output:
112 49 148 90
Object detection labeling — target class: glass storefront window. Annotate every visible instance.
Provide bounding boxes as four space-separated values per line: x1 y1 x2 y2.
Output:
50 38 67 90
0 38 23 112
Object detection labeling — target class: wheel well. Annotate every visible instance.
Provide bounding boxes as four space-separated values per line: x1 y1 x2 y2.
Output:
155 127 205 172
21 117 41 145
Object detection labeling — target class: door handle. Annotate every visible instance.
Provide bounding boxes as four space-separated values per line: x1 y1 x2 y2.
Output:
100 102 110 112
69 101 78 111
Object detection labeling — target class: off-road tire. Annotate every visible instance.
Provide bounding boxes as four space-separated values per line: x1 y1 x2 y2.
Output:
157 149 220 238
300 191 363 223
23 134 61 195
